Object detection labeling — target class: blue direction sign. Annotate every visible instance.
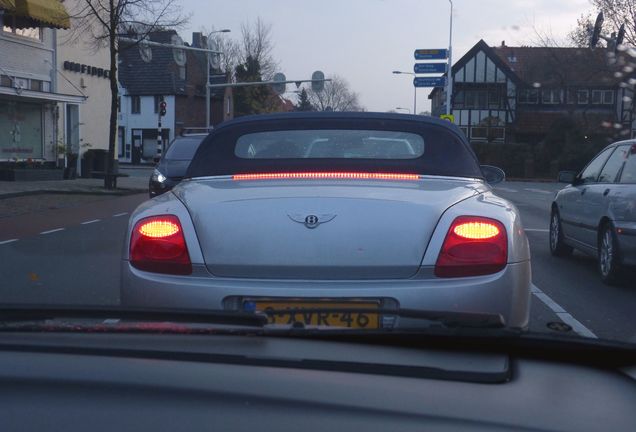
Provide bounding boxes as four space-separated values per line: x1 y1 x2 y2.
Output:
414 49 448 60
413 77 446 88
414 63 447 74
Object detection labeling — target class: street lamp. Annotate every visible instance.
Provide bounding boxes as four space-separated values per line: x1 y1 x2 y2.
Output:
206 29 231 129
392 70 416 115
395 107 410 113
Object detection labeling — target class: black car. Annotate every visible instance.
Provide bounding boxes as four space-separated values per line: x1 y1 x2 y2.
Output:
149 133 207 197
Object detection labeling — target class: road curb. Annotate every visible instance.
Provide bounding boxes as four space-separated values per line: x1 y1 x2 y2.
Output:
0 189 147 200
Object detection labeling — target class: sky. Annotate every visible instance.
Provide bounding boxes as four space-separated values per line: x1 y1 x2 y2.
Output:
178 0 593 113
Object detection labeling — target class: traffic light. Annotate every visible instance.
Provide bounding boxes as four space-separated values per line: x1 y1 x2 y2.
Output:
159 100 167 116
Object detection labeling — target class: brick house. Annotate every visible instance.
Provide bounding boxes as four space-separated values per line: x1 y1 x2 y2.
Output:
117 30 232 165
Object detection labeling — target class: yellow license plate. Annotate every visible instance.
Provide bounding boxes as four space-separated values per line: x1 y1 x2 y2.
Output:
251 301 380 329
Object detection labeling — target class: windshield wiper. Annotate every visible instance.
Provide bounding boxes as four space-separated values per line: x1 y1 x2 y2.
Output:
258 307 505 329
0 305 268 328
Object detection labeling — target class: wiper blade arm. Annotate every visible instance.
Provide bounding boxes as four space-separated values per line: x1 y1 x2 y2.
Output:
0 305 268 327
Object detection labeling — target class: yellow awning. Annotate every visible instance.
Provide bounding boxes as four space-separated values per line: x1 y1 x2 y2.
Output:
1 0 71 29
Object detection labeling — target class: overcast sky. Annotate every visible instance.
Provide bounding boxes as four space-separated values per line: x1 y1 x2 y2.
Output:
179 0 592 112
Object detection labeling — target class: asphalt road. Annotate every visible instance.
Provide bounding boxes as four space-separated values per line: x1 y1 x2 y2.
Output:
0 181 634 343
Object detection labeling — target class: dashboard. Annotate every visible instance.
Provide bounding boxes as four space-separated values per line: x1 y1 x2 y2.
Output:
1 332 635 431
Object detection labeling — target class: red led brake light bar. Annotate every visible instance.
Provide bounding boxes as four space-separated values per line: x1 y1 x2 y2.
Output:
232 172 420 181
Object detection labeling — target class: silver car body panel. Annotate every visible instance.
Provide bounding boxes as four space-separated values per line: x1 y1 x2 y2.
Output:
121 176 531 328
554 140 636 265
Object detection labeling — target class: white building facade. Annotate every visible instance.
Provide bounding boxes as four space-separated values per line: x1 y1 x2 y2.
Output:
0 1 81 168
55 0 112 175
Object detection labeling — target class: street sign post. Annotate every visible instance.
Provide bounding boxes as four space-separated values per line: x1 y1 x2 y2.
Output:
413 63 447 74
413 77 446 88
414 49 448 60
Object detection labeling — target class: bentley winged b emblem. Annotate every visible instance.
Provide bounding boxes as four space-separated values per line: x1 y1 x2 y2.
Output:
288 213 337 229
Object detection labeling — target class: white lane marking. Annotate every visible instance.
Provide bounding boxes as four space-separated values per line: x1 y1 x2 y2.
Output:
40 228 65 235
113 212 128 217
525 228 549 232
0 239 18 245
524 188 552 195
494 187 519 193
531 283 597 338
81 219 101 225
556 313 598 339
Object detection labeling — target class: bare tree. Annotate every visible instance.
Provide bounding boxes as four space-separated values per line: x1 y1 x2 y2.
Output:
570 0 636 47
307 75 363 112
205 28 240 76
205 17 279 82
64 0 188 189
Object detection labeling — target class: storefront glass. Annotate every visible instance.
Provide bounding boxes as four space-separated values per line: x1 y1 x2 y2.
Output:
0 101 43 159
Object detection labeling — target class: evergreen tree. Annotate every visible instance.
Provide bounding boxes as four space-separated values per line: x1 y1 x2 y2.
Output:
295 88 314 111
233 56 279 116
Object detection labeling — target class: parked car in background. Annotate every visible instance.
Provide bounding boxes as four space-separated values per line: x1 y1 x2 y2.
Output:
550 141 636 284
124 112 531 329
149 132 208 197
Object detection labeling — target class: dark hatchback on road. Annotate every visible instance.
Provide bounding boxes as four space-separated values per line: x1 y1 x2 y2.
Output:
149 133 208 197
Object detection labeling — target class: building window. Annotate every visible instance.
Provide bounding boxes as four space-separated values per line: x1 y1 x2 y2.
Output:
488 88 504 109
603 90 614 105
0 75 11 87
471 127 488 139
1 15 41 40
459 127 468 138
591 90 603 104
577 90 589 104
518 89 538 104
131 96 141 114
542 89 562 104
566 88 577 104
117 96 121 113
29 79 42 92
453 90 465 108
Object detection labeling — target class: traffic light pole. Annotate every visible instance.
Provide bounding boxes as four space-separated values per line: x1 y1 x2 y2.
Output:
445 0 453 116
156 113 162 162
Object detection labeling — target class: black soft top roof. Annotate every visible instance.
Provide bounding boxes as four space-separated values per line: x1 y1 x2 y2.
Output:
186 112 482 179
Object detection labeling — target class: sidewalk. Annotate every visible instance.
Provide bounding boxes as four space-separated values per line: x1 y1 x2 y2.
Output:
0 176 148 199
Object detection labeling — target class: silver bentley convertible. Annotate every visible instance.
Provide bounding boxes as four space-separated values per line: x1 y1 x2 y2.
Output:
121 112 531 329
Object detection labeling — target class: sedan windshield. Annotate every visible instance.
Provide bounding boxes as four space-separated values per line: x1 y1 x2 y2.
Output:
2 0 636 348
164 137 205 161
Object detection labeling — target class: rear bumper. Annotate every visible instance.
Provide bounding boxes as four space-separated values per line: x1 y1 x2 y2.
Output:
121 261 531 329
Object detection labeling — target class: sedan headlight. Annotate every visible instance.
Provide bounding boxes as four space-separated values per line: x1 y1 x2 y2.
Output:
151 169 167 183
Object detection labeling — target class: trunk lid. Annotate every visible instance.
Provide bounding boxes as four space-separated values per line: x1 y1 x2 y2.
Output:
175 178 484 279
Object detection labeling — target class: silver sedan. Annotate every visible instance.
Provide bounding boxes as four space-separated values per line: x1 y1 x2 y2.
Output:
121 112 531 329
551 140 636 284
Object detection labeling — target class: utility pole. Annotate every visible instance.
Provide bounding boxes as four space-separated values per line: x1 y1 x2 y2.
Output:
445 0 453 116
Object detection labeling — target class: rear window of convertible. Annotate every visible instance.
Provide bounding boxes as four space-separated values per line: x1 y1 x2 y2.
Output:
186 118 482 179
235 130 425 159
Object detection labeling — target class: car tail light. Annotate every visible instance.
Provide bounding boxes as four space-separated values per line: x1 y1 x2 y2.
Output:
232 172 420 181
434 216 507 278
130 215 192 275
